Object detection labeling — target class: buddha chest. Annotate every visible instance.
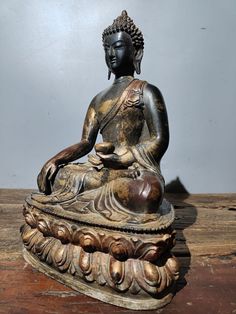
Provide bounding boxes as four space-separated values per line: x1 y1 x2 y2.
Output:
97 80 146 146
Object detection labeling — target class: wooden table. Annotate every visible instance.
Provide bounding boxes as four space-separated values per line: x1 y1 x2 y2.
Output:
0 189 235 314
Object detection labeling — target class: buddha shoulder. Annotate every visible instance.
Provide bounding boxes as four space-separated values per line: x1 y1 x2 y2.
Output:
88 85 115 111
143 82 166 113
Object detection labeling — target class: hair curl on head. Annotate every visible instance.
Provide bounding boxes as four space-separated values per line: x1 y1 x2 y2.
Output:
102 10 144 51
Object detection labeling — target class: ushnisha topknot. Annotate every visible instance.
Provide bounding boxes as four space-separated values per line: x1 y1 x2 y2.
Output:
102 10 144 51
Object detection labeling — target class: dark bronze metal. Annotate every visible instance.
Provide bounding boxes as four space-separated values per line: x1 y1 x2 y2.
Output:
21 10 179 310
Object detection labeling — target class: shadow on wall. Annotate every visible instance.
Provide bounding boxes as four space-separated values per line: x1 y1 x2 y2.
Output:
165 177 198 293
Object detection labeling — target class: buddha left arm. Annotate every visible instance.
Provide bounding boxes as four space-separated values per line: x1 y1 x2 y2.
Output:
140 83 169 162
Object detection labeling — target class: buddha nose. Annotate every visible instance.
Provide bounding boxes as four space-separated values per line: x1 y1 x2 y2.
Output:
108 46 115 57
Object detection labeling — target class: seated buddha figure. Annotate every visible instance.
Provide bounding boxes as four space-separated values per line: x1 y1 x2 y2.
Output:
35 11 170 226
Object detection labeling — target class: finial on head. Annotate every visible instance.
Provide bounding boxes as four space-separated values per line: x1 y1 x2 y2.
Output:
102 10 144 51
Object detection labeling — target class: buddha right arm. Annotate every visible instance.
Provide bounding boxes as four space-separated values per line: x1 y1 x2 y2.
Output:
37 103 99 193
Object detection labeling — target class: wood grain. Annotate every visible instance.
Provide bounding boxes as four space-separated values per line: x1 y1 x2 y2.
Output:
0 189 235 314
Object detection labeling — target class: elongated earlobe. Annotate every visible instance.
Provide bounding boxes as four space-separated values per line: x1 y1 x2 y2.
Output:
134 49 144 75
134 60 141 74
108 69 111 80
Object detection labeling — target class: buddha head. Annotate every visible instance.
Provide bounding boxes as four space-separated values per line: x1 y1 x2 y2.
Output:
102 10 144 79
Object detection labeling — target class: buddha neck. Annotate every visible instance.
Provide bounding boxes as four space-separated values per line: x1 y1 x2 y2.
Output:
113 75 134 85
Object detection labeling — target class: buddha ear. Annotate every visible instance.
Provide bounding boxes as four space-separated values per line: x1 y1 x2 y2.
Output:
133 49 143 75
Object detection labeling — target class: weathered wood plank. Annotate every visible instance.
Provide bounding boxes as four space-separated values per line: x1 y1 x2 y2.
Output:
1 189 236 206
0 190 236 313
0 256 235 314
0 189 35 204
0 195 236 261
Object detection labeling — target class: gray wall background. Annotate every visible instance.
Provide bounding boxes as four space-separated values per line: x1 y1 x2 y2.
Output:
0 0 235 193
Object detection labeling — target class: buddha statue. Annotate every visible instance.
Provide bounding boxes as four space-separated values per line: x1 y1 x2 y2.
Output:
21 11 179 310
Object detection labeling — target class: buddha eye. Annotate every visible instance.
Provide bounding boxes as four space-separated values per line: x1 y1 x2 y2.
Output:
113 43 124 49
104 44 110 51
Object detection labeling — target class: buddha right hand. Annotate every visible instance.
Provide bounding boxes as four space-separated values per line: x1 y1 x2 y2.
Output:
37 160 58 194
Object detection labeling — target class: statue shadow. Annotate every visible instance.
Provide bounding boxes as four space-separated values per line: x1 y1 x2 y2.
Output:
165 177 197 293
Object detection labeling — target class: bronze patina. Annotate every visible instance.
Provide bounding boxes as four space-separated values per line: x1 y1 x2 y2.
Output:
21 10 179 310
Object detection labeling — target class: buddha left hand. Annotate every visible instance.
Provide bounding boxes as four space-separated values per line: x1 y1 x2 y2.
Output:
96 150 134 169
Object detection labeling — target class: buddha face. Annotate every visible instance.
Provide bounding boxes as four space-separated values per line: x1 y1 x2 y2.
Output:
103 31 135 77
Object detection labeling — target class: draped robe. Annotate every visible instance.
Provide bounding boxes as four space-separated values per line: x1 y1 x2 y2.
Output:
29 79 174 230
